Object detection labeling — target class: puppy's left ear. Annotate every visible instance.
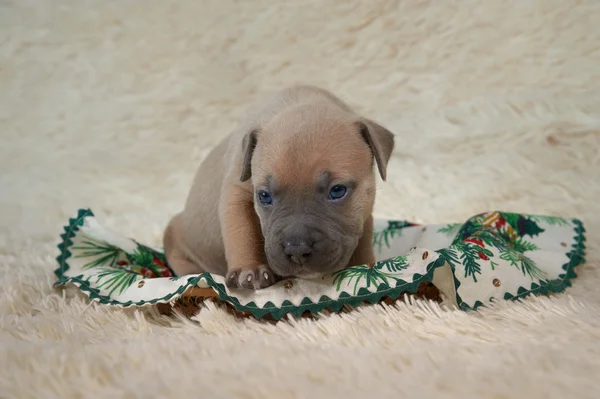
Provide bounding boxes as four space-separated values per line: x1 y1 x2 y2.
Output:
357 119 395 181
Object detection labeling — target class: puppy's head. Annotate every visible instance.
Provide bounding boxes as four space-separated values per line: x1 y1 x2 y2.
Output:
240 104 394 278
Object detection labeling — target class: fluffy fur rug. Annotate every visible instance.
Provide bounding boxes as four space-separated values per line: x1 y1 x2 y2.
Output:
2 1 600 397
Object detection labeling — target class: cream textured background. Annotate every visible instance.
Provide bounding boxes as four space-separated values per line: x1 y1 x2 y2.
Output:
1 1 600 398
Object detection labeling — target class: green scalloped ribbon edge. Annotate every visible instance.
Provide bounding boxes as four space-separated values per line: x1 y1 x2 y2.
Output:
446 214 587 311
54 209 586 319
53 209 443 319
54 208 204 308
199 258 444 320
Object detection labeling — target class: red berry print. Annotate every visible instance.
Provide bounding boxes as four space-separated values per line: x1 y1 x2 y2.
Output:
160 269 171 277
140 268 157 278
464 238 485 247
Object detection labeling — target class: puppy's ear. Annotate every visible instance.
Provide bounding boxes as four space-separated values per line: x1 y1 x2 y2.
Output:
240 129 258 182
357 120 395 181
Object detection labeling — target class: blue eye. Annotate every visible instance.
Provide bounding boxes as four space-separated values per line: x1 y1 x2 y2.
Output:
328 185 348 200
257 190 272 206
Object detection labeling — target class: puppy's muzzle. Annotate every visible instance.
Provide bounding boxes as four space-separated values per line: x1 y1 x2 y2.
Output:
267 222 346 277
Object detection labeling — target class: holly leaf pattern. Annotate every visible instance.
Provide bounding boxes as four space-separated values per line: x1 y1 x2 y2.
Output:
518 217 544 237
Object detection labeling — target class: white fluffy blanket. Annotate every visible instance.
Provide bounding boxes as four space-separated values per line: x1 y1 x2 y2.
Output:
1 1 599 397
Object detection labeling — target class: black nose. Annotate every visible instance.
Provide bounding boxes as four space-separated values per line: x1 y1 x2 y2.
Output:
283 240 313 264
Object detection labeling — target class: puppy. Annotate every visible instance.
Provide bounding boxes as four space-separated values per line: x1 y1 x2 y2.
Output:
163 85 395 289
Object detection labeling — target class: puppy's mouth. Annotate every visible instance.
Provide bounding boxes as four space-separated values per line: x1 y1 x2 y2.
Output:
264 228 359 280
289 269 327 280
274 259 349 280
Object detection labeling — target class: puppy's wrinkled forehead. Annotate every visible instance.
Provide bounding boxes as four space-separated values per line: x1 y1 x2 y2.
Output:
253 104 372 188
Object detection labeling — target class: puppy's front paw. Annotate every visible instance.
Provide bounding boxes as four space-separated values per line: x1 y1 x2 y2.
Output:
226 265 279 290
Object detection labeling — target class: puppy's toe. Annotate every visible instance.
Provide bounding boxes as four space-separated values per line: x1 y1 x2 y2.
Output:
226 265 278 290
251 265 278 289
225 269 240 288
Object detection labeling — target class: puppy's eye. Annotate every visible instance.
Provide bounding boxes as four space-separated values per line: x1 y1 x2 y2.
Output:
257 190 273 206
328 185 348 200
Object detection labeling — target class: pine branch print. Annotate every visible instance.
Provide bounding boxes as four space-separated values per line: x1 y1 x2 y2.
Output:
372 221 409 253
72 238 125 270
437 223 462 236
499 248 548 281
93 267 139 296
511 237 538 252
437 248 460 268
455 243 483 283
472 229 508 249
332 264 398 294
529 215 570 226
520 256 548 281
493 229 538 252
439 244 487 283
378 255 408 272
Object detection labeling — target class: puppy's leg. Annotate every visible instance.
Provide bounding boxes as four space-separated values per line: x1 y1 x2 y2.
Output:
348 215 377 267
220 186 279 289
163 214 203 276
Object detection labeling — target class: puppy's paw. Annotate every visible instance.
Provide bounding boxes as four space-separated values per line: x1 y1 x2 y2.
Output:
225 265 279 290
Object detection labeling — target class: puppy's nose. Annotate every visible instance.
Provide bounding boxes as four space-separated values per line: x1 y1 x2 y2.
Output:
283 240 313 264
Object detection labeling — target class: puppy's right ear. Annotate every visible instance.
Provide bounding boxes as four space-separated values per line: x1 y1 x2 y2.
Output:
240 129 258 182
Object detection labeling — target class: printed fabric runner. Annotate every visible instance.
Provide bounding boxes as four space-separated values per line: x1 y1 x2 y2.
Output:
54 209 586 320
